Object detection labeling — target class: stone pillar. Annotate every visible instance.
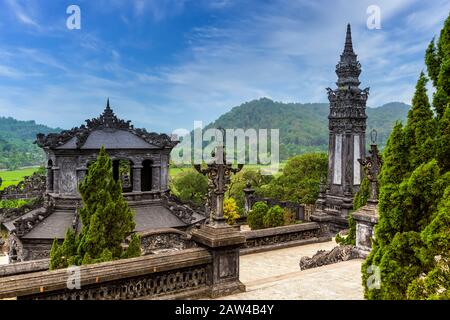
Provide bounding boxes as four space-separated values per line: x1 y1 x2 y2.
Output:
243 182 255 215
192 145 246 298
352 201 378 258
160 163 169 191
52 167 60 194
132 165 143 192
311 179 333 239
46 165 54 193
151 164 161 191
192 226 246 298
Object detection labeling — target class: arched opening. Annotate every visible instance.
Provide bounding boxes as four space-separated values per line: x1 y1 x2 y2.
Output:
112 159 133 193
47 159 54 192
141 160 153 191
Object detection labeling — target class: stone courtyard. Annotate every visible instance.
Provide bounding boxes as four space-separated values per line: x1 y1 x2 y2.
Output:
215 240 364 300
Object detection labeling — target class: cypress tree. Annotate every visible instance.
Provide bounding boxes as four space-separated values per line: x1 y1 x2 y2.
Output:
363 14 450 299
404 72 436 168
427 14 450 119
378 122 409 186
407 184 450 299
425 38 440 87
436 105 450 171
50 146 140 269
363 161 449 299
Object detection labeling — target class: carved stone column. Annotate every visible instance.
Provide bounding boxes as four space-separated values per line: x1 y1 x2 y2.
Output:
46 165 54 193
191 143 246 298
243 182 255 215
132 165 143 192
52 167 60 194
160 163 169 191
151 164 161 191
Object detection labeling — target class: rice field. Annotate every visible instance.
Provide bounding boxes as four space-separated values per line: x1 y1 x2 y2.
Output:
0 167 40 190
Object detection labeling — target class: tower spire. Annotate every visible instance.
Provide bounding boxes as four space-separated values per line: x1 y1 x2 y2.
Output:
106 97 111 110
344 23 354 54
336 23 361 88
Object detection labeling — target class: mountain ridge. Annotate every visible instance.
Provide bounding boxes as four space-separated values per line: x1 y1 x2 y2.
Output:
205 98 410 159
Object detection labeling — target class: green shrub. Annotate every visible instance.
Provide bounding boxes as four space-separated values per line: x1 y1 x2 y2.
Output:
247 201 268 230
224 197 240 225
258 152 328 204
263 205 285 228
170 169 208 205
0 198 32 209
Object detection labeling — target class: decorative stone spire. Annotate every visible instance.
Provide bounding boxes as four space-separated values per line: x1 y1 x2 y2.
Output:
101 98 116 127
336 23 362 90
344 23 354 54
314 23 370 232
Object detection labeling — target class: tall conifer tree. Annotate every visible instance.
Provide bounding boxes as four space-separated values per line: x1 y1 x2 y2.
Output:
50 146 140 269
404 73 436 168
363 13 450 299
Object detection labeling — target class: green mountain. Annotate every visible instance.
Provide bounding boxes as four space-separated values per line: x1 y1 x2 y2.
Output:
0 99 410 169
0 117 61 170
205 98 410 160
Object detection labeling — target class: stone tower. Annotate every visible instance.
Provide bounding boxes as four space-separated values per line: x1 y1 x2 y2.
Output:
313 24 369 233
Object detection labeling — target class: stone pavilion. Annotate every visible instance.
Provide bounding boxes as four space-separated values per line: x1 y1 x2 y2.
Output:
4 100 206 262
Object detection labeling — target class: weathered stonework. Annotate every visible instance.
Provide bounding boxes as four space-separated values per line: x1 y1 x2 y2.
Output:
3 101 207 263
0 248 212 300
138 228 197 255
22 265 208 300
352 202 378 258
0 258 49 277
312 24 369 234
241 222 329 254
299 245 359 270
0 173 46 201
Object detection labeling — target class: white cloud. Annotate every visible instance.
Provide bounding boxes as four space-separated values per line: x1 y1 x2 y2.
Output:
0 0 447 132
5 0 40 28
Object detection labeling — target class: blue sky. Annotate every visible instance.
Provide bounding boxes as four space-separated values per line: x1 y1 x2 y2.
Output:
0 0 449 133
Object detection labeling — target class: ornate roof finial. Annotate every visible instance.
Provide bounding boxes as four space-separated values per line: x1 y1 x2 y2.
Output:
344 23 354 54
106 97 111 110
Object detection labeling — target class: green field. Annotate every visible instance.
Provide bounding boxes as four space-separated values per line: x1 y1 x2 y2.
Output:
0 163 285 191
0 167 40 190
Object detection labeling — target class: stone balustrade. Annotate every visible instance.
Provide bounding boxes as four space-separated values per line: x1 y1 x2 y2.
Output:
0 259 49 277
241 222 331 254
0 247 211 300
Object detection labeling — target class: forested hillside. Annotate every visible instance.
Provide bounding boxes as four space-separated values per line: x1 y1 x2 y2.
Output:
0 98 410 169
205 98 410 160
0 117 60 170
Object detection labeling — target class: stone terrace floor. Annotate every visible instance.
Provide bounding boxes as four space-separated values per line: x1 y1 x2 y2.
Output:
215 240 364 300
